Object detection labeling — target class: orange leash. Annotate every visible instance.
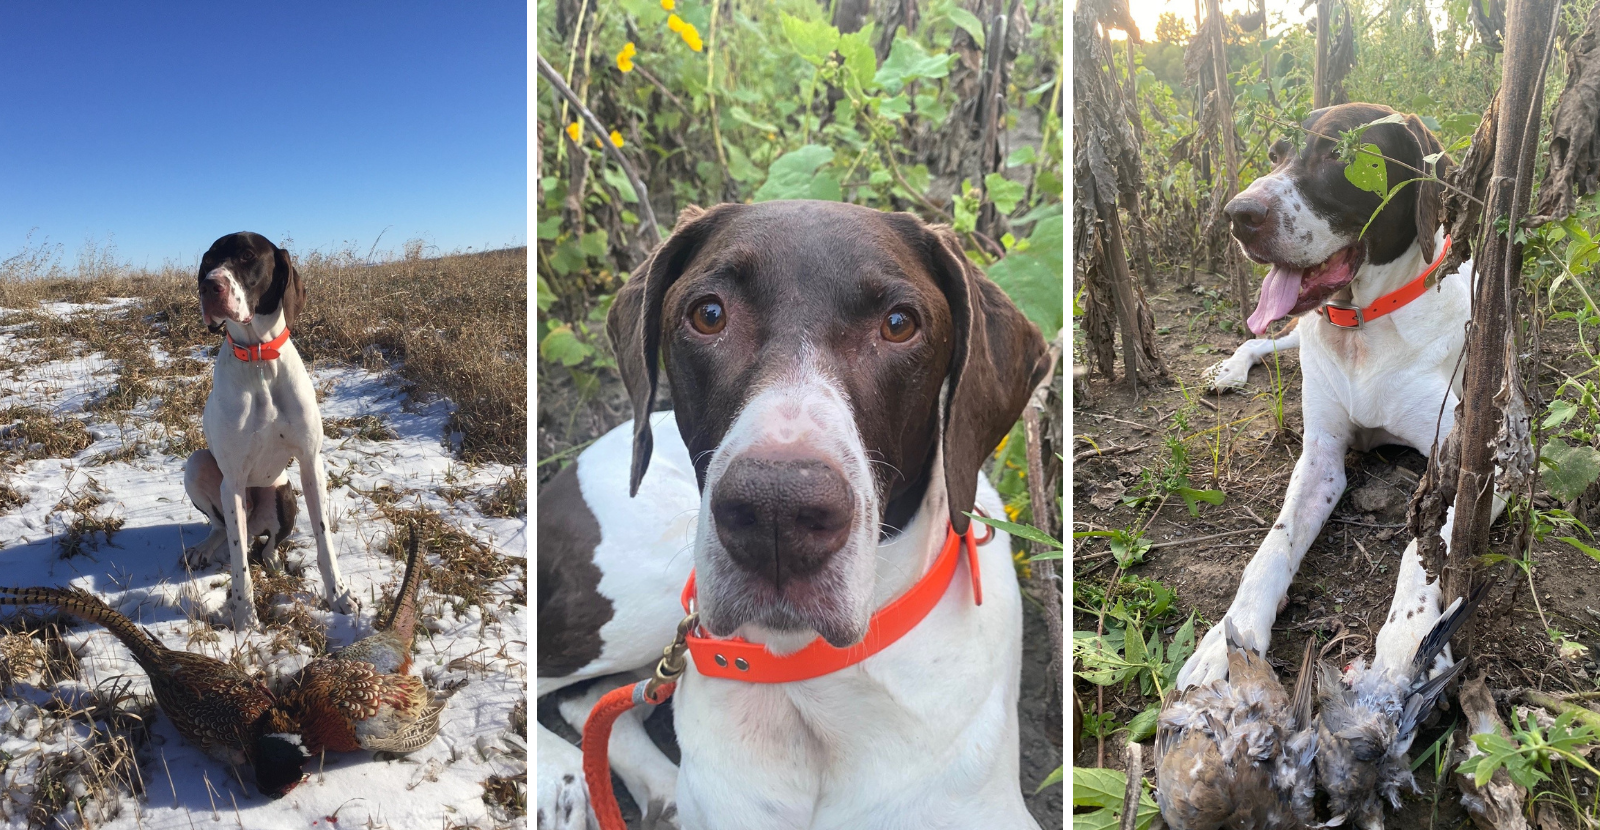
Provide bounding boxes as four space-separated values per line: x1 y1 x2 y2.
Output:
582 614 695 830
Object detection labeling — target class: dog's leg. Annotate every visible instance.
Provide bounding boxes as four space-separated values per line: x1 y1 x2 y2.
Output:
219 478 261 631
1206 326 1301 392
537 722 597 830
182 450 228 568
299 451 355 615
1373 495 1508 679
555 683 680 830
1177 423 1348 688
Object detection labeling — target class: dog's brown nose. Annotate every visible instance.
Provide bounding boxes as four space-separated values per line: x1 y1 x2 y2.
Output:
1225 196 1270 241
710 455 854 585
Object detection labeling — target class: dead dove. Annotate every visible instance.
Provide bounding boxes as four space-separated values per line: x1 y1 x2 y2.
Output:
1315 540 1486 830
1155 621 1318 830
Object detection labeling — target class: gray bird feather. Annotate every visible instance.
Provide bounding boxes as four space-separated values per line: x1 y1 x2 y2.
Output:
1316 585 1485 829
1154 621 1319 830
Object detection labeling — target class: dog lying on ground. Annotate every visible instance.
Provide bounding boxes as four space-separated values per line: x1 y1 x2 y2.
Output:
1158 103 1497 829
536 200 1049 829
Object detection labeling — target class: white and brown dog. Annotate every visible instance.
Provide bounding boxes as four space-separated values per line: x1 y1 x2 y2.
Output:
187 232 354 630
1159 104 1497 829
536 201 1049 829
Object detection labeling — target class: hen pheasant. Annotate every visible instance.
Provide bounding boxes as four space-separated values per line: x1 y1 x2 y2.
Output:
278 528 445 754
0 585 308 795
1155 621 1318 830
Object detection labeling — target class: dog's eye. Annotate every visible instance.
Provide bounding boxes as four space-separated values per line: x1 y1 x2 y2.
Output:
881 308 918 343
690 299 726 335
240 249 255 261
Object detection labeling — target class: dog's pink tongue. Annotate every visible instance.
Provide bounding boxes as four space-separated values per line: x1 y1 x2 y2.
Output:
1247 265 1304 335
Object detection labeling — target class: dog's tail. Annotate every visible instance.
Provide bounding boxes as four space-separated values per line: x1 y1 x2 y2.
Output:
0 586 166 667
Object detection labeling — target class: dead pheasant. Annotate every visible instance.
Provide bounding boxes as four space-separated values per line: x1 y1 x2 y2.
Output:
0 585 308 795
277 527 445 754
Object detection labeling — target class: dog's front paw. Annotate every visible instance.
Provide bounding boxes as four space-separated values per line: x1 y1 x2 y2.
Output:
537 772 591 830
226 594 260 631
1175 622 1231 689
326 588 357 616
182 537 221 570
640 798 680 830
1203 357 1253 393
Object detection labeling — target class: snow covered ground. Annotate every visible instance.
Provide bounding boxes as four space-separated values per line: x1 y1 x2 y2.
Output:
0 300 528 828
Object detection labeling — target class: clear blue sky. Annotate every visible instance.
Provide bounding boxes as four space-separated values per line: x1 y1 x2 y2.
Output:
0 2 526 270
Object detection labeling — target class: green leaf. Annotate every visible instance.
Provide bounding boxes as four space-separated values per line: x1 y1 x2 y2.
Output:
947 6 986 48
535 276 555 313
725 144 763 184
837 26 878 89
987 204 1064 338
1126 706 1160 742
601 164 638 203
578 230 608 259
727 106 780 134
878 94 912 119
1175 487 1225 516
1544 399 1580 429
1070 768 1159 830
754 145 836 202
781 14 839 66
1543 438 1600 501
914 92 949 123
539 324 593 367
965 512 1063 548
536 215 563 241
875 37 954 94
1344 143 1388 195
1035 764 1063 793
1558 536 1600 563
808 171 843 202
984 173 1026 214
1006 144 1037 167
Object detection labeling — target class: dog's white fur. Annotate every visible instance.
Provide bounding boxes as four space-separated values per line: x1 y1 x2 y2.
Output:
1179 218 1474 689
536 411 1036 829
195 265 354 630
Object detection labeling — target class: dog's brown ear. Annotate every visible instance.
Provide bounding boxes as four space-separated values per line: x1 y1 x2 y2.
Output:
1405 114 1450 262
264 245 306 327
607 205 726 496
923 224 1049 534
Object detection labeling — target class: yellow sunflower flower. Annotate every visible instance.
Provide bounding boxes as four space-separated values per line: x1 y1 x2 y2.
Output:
616 42 636 73
667 13 685 32
610 130 625 147
661 0 675 9
566 121 582 142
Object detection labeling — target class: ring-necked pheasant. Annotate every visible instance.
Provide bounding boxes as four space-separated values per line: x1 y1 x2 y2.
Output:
0 585 308 795
277 527 445 754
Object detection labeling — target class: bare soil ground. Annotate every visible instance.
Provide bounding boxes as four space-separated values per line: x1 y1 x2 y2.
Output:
1073 276 1600 827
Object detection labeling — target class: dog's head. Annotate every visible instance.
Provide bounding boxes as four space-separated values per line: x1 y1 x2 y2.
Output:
1225 103 1448 334
198 232 305 332
608 201 1047 646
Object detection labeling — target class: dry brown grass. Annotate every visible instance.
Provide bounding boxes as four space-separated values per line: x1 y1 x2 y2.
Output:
377 507 518 615
52 489 125 559
0 481 24 515
324 414 397 442
0 239 527 466
0 406 93 460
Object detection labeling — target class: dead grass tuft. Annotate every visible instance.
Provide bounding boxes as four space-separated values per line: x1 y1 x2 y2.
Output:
324 414 397 442
27 679 154 827
377 507 518 613
481 772 527 821
252 565 327 655
52 487 124 559
478 471 527 519
0 406 93 460
0 481 25 515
